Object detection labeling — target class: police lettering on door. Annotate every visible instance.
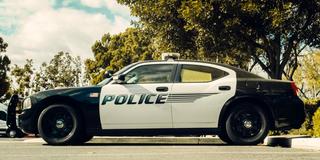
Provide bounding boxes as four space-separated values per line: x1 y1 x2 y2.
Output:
101 94 168 105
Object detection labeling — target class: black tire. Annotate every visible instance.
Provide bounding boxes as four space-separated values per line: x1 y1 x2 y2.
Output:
218 130 232 144
6 129 16 138
78 134 94 144
224 103 269 145
37 104 82 145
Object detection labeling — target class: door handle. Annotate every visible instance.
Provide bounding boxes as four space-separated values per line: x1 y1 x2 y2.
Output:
156 86 168 92
219 86 231 91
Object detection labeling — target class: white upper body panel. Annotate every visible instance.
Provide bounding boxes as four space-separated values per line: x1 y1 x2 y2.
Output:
99 61 237 129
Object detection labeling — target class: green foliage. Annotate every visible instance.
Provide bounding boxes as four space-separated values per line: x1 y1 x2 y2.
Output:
44 52 82 88
85 28 155 84
0 37 10 101
0 55 10 97
86 26 251 84
11 59 34 97
313 107 320 137
294 52 320 99
0 37 8 52
289 99 319 136
118 0 320 79
10 52 84 97
32 63 50 92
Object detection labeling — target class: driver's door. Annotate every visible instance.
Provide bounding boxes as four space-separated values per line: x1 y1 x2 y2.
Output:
99 63 176 129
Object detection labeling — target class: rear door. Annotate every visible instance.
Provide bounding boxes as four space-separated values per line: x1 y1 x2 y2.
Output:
99 62 176 129
170 62 236 128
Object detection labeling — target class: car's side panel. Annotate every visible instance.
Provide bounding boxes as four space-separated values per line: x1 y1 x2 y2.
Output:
171 63 237 128
99 62 177 129
220 78 305 130
99 83 173 129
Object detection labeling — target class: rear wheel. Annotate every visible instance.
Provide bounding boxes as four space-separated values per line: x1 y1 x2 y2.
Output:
224 103 269 145
38 104 82 145
218 130 232 144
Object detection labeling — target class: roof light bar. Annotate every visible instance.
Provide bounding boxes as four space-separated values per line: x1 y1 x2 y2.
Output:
161 53 180 61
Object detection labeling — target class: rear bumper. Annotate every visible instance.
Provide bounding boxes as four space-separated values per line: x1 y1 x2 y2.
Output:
290 97 305 128
274 96 305 130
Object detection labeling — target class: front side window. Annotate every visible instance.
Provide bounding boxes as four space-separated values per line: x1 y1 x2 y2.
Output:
179 64 228 83
124 64 174 84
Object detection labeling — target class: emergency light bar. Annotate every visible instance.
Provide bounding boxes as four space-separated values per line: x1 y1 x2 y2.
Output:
161 53 180 60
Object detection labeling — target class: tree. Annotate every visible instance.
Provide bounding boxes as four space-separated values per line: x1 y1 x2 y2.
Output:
85 28 155 84
118 0 320 79
0 37 8 53
32 63 50 93
0 37 10 100
294 51 320 99
44 52 82 88
11 52 85 96
11 59 34 97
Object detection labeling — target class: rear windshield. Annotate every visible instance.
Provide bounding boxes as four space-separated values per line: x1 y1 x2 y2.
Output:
211 63 263 79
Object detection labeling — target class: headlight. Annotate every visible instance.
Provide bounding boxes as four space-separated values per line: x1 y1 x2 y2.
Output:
23 97 32 110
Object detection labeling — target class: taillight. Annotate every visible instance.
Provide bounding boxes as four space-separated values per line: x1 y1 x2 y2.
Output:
290 81 299 96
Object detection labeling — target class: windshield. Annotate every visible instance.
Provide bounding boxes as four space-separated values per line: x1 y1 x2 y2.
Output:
113 62 141 76
97 62 141 85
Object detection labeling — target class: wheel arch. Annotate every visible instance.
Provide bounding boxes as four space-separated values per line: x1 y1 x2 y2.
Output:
33 95 86 134
218 96 276 130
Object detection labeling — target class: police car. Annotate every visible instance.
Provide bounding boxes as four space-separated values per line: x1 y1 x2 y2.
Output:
18 53 305 145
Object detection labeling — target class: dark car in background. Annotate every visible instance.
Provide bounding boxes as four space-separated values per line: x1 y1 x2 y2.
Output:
0 101 24 138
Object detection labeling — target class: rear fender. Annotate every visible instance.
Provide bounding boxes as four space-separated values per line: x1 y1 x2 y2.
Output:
218 95 276 130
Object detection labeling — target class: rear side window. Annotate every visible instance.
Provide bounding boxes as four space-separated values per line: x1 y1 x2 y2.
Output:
179 65 228 83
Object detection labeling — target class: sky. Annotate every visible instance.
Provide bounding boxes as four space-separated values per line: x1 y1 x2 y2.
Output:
0 0 132 66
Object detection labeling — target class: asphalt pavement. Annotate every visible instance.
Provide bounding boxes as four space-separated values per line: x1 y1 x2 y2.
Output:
0 137 319 160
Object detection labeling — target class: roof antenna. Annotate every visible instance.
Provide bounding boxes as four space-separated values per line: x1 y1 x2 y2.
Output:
161 53 180 61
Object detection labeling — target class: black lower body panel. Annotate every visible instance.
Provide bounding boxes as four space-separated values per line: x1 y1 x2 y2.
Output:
96 128 220 136
273 96 305 130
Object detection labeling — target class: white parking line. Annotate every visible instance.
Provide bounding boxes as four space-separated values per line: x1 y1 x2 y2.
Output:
23 138 45 143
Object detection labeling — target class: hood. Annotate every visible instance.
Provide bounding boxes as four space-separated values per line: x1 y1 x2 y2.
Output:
30 86 102 104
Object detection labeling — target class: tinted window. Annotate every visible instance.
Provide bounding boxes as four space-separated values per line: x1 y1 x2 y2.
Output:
125 64 174 84
217 63 263 79
179 65 228 83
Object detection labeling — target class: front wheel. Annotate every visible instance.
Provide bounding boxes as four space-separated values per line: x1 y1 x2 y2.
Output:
224 103 269 145
37 104 82 145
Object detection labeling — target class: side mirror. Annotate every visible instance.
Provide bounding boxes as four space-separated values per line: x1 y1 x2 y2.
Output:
114 74 125 84
103 70 114 79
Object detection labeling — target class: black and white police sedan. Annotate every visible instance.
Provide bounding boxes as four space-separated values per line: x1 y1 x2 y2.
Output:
18 56 305 145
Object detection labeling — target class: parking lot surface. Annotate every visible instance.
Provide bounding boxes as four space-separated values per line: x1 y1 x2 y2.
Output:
0 138 319 160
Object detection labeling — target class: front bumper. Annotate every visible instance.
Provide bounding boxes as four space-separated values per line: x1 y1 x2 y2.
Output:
18 109 37 134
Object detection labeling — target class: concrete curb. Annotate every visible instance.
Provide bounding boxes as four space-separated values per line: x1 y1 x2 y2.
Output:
264 135 320 150
291 138 320 150
90 136 224 144
264 135 310 147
